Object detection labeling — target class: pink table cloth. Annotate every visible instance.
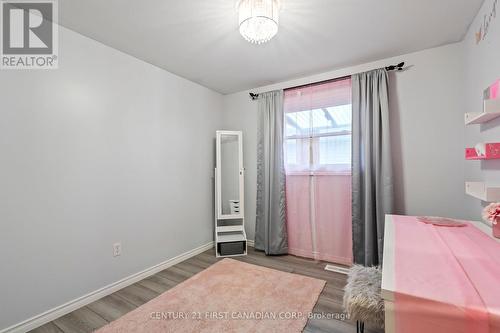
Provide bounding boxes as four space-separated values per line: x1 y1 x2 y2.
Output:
393 215 500 333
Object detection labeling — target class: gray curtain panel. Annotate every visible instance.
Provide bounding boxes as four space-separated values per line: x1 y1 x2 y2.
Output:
255 90 288 255
352 69 394 267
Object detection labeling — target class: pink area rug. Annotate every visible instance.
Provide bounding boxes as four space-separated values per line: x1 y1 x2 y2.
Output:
96 258 326 333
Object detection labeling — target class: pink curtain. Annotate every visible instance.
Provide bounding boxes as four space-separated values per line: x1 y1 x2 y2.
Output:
284 78 351 112
313 175 352 264
286 175 352 265
285 175 313 259
284 78 353 265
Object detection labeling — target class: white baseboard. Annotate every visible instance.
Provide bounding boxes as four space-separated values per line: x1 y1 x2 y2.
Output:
247 239 255 247
1 242 214 333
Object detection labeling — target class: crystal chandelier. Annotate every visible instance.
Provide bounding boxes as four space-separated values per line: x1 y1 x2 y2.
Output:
238 0 280 44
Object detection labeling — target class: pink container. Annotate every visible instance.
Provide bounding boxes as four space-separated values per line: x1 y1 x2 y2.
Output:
465 143 500 160
490 79 499 99
485 79 499 99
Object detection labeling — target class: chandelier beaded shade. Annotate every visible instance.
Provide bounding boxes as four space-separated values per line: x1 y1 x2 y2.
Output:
238 0 280 44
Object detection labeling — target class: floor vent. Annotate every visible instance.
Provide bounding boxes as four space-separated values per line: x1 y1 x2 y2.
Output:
324 264 350 275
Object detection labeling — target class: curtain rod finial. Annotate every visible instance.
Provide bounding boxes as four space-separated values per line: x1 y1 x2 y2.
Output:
386 62 405 71
249 93 259 100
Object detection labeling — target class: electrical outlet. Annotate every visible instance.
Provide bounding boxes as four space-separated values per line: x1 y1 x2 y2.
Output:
113 242 122 257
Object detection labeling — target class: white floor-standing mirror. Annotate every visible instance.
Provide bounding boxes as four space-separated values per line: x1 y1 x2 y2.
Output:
215 130 247 257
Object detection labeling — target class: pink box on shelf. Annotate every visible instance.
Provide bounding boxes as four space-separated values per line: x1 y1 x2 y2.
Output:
492 80 499 100
465 143 500 160
484 79 500 100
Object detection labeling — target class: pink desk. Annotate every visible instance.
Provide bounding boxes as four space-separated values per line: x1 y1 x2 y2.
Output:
381 215 500 333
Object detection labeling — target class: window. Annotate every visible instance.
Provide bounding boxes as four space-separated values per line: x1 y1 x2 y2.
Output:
284 78 352 174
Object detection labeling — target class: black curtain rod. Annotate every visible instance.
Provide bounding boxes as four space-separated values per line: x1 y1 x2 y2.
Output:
249 62 405 100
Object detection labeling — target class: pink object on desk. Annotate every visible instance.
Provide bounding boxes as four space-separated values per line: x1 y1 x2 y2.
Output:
417 216 467 227
393 215 500 333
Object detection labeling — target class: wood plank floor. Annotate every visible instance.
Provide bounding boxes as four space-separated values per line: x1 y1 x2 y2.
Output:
30 247 383 333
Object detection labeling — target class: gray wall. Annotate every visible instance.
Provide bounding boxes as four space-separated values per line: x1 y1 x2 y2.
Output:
387 44 466 218
222 42 469 240
463 0 500 220
0 26 222 329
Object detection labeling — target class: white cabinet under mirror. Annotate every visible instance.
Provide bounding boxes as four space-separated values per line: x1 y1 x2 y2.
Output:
214 130 247 257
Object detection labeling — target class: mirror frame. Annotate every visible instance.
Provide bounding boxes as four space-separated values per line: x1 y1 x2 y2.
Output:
216 130 244 220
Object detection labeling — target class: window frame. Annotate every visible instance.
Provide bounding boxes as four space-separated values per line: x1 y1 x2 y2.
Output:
284 107 352 176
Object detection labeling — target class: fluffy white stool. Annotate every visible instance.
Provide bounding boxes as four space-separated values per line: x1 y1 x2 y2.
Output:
343 265 384 333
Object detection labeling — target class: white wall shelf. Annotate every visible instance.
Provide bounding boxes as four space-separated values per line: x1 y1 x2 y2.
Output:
216 225 245 233
465 99 500 125
465 182 500 202
217 232 246 243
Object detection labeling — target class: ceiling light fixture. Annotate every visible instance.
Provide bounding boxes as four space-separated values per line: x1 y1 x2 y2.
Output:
238 0 280 44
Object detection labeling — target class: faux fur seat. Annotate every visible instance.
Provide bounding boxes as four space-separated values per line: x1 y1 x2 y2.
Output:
343 265 384 332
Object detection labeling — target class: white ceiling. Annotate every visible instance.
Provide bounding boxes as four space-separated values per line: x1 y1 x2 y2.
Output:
58 0 484 94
